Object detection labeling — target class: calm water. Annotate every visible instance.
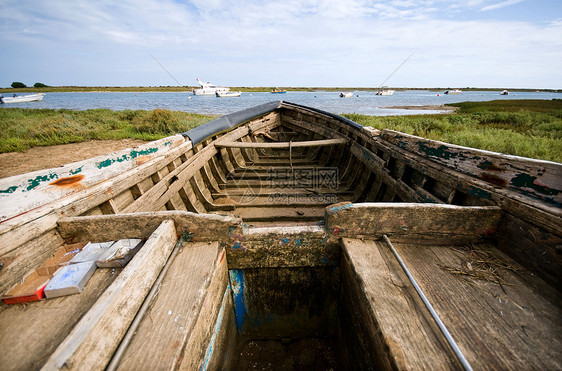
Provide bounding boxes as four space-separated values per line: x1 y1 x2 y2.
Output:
1 90 560 116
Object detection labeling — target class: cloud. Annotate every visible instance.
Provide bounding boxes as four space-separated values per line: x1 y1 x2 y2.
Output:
480 0 525 11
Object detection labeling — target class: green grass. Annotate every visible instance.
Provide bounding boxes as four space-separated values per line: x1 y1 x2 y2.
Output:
0 108 214 153
343 100 562 163
1 100 561 163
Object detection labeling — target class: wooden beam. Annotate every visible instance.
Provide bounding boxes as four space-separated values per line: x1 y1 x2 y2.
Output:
215 138 348 149
325 202 501 243
41 220 177 371
57 211 240 244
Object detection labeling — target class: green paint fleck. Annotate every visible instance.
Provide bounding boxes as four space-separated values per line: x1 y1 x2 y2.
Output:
417 142 458 160
477 160 493 170
130 147 158 159
0 186 18 194
69 166 83 175
26 172 59 191
510 173 559 196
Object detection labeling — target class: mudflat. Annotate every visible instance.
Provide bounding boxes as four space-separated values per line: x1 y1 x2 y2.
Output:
0 139 148 178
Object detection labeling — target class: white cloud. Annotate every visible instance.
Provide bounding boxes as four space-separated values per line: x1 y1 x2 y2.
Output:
480 0 525 11
0 0 560 88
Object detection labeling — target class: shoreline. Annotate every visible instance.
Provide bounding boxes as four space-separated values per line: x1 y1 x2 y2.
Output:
386 105 459 111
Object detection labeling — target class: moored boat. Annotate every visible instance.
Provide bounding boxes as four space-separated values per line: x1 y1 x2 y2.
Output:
193 78 230 95
340 92 353 98
0 101 560 370
271 89 286 94
0 93 45 103
375 89 394 96
215 91 242 97
500 90 509 95
444 89 462 95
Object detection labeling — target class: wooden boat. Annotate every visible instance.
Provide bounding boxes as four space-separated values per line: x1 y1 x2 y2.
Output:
0 93 45 104
0 101 560 370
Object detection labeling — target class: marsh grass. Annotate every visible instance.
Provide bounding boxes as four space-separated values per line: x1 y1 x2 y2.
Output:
0 108 214 153
343 100 562 162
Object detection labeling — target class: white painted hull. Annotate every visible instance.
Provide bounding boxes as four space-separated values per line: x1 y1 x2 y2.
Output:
216 91 242 97
0 93 45 103
376 90 394 96
340 92 353 98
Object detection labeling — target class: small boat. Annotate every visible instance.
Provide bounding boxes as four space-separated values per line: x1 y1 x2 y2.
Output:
500 90 509 95
271 89 287 94
0 93 45 104
215 91 242 97
193 78 230 96
375 89 395 96
444 89 462 95
0 101 560 370
340 92 353 98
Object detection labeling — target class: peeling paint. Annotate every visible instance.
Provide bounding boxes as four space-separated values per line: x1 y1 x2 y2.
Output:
417 142 458 160
0 186 18 194
27 172 59 191
95 147 159 169
510 173 559 196
69 166 83 175
229 269 247 330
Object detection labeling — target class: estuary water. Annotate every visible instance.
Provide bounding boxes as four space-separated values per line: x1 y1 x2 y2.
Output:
1 90 560 116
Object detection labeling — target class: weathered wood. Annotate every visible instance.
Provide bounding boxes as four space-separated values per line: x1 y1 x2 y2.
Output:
326 203 501 242
390 240 562 369
41 220 177 371
57 211 240 244
0 269 120 371
226 224 340 269
381 129 562 208
216 138 348 148
339 238 456 370
115 242 227 371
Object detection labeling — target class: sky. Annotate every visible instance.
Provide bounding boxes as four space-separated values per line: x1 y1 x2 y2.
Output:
1 0 561 89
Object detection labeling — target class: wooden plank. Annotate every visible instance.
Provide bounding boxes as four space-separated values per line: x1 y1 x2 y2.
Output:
116 242 227 371
339 238 456 370
41 220 177 371
0 140 193 257
57 211 240 244
215 138 348 148
391 240 562 369
381 129 562 208
326 203 501 242
0 269 120 371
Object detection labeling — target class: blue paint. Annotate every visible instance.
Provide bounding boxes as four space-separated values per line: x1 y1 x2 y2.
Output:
232 241 245 251
295 239 302 246
327 202 353 214
322 257 328 264
229 269 247 330
281 238 290 245
200 287 229 371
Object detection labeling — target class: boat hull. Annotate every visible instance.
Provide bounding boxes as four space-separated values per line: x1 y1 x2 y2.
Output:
0 101 560 370
0 93 45 103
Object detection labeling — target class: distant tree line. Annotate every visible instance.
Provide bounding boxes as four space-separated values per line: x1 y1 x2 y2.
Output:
10 82 49 88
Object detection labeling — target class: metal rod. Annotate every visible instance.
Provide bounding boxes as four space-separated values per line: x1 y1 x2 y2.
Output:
106 242 182 371
382 234 473 371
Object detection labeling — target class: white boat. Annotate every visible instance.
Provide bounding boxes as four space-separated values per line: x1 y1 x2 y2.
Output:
500 90 509 95
216 91 242 97
444 89 462 95
193 79 230 96
0 93 45 104
375 90 395 96
340 92 353 98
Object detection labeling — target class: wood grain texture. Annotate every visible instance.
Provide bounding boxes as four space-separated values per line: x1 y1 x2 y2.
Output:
0 269 119 371
57 211 240 244
116 242 226 371
340 238 456 370
41 220 177 371
326 203 501 242
391 240 562 369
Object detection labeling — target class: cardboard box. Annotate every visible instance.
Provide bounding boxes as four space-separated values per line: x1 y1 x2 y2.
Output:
41 242 88 269
2 266 59 304
44 261 97 298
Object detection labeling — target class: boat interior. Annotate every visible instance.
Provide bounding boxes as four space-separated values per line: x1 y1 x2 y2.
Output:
0 102 560 370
